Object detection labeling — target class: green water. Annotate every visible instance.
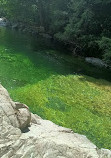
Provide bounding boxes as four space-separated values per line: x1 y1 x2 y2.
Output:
0 27 111 149
0 27 73 90
0 27 111 90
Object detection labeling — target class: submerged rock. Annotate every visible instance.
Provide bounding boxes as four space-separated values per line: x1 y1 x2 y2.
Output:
85 57 108 68
0 84 111 158
12 23 18 29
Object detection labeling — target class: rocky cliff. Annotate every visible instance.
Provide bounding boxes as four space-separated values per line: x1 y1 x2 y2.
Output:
0 84 111 158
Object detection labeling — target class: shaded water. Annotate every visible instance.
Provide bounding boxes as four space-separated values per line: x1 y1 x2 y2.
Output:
0 27 74 90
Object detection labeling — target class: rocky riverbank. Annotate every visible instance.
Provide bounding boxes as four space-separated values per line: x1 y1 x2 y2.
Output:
0 18 53 40
0 84 111 158
6 20 53 39
0 18 7 26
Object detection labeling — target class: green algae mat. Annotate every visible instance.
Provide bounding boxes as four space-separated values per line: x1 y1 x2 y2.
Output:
0 27 111 149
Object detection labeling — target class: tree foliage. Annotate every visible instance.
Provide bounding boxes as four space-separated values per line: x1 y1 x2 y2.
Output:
0 0 111 64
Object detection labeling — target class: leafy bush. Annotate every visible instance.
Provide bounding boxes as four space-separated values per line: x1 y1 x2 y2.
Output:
97 37 111 66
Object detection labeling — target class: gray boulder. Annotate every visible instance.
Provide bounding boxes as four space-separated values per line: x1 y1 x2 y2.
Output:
85 57 108 68
0 84 111 158
0 18 7 27
0 85 31 130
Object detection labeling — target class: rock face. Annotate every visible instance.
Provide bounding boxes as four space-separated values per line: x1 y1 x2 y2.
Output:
0 84 111 158
85 57 108 68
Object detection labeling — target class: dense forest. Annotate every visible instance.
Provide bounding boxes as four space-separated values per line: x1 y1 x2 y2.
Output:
0 0 111 65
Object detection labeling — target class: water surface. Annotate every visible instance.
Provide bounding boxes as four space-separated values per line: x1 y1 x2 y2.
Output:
0 27 74 90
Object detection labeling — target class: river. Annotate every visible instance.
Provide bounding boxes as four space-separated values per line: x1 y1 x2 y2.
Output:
0 27 111 90
0 27 111 149
0 27 75 90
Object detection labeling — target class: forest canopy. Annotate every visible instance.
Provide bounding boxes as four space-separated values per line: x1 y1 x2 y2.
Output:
0 0 111 65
